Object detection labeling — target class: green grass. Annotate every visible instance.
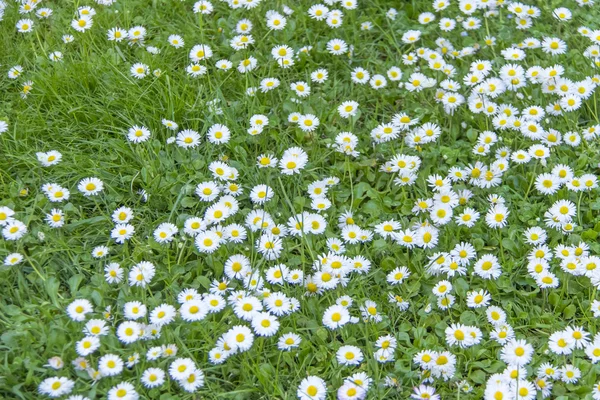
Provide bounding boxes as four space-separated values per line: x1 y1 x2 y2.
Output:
2 0 600 399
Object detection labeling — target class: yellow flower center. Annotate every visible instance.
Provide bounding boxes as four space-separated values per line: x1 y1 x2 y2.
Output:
515 347 524 356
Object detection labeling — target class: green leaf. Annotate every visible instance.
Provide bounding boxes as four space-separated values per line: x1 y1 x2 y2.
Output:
65 216 107 231
180 197 197 208
563 304 576 319
197 275 211 289
68 274 84 294
469 370 486 384
44 276 60 306
582 229 598 241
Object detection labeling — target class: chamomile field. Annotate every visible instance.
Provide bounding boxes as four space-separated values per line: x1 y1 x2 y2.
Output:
1 0 600 399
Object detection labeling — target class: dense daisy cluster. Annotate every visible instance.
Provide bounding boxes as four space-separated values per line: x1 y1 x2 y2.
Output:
2 0 600 399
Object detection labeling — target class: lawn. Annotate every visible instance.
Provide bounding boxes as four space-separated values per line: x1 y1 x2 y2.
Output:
1 0 600 399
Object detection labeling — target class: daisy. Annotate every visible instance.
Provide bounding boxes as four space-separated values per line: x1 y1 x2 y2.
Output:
186 63 207 77
21 81 34 98
149 304 176 326
485 204 510 228
369 74 387 89
130 63 149 79
4 253 24 266
291 81 311 97
535 173 561 195
36 8 53 18
107 382 138 400
7 66 23 80
195 231 221 253
260 77 280 93
48 51 63 62
71 15 93 32
189 44 212 62
179 300 208 322
45 209 65 228
207 124 231 144
176 129 201 148
542 37 567 55
323 304 351 329
298 376 327 400
127 125 151 143
466 290 491 308
75 335 101 357
104 263 123 284
523 227 547 245
179 368 205 392
455 208 480 228
107 27 127 41
2 220 27 241
311 69 328 83
193 0 213 14
263 265 288 286
128 261 156 287
280 147 309 175
141 368 166 389
225 325 254 352
92 246 109 259
386 266 410 285
351 68 370 84
336 345 363 366
501 339 534 366
560 365 581 384
298 114 319 132
111 224 135 244
338 101 359 118
402 30 421 43
360 300 382 322
0 207 15 226
35 151 62 167
491 324 515 345
548 330 575 355
251 312 279 337
473 254 502 279
327 38 348 55
238 57 258 73
256 234 283 260
582 174 599 190
78 177 103 196
430 203 453 225
232 294 262 320
111 207 134 224
214 59 233 71
98 354 124 377
536 270 560 288
16 19 34 33
224 223 246 243
549 200 576 222
266 12 287 30
38 377 75 398
168 358 196 381
153 222 178 244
